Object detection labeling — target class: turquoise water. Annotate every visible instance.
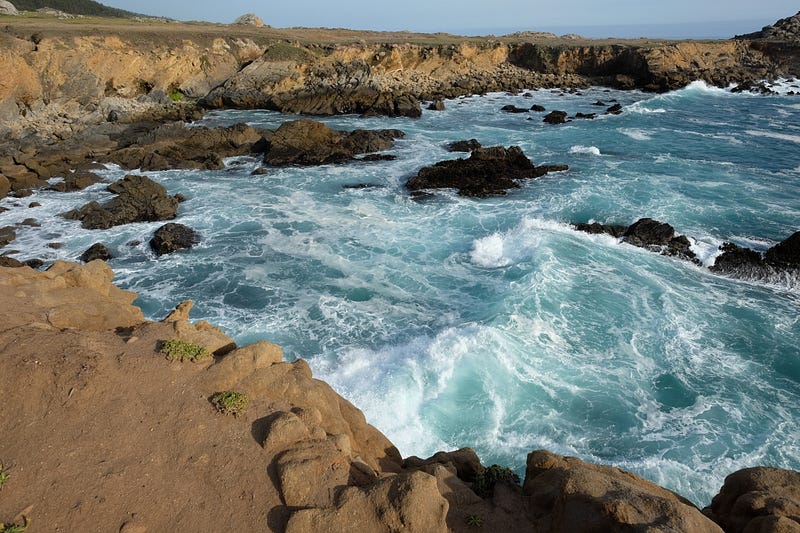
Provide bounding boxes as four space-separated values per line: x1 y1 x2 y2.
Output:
3 81 799 505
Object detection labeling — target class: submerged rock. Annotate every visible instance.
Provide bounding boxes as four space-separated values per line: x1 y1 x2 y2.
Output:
446 139 482 152
543 110 568 124
406 146 568 197
501 104 529 113
80 243 112 263
574 218 696 261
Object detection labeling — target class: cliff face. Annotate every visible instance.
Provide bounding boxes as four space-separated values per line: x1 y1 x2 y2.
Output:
0 23 797 143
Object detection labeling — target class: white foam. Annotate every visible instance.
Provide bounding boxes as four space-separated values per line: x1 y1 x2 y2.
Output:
620 128 653 141
745 129 800 145
569 145 601 156
470 233 513 268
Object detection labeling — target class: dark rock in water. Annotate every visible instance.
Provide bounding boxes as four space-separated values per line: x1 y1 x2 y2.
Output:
0 256 24 268
24 258 44 269
524 450 722 533
765 230 800 267
623 218 676 247
606 103 623 115
543 111 568 124
710 242 764 276
150 223 199 256
574 222 627 238
80 243 112 263
530 104 546 112
704 466 800 533
575 112 597 119
263 119 404 166
592 100 606 106
358 154 397 161
63 174 179 229
251 167 270 175
0 226 16 247
28 202 41 208
428 99 446 111
20 218 40 227
49 170 102 193
406 146 568 197
501 104 529 113
343 183 385 190
48 242 63 249
446 139 482 152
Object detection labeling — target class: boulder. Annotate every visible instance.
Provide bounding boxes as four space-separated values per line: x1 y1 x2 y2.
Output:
404 448 485 482
149 223 199 256
524 450 723 532
49 171 102 193
263 119 403 166
63 175 179 229
406 146 568 197
0 256 24 267
0 0 18 15
446 139 481 152
606 103 624 115
501 104 529 113
428 99 446 111
0 175 10 198
79 243 112 263
623 218 677 247
0 226 15 248
530 104 546 112
704 466 800 533
575 218 696 261
543 111 568 124
232 13 265 27
574 222 627 238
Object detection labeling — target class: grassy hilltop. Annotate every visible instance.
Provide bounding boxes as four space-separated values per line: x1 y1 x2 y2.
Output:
11 0 145 18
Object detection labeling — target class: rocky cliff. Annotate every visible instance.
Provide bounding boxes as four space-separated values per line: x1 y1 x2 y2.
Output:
1 261 798 532
0 18 798 146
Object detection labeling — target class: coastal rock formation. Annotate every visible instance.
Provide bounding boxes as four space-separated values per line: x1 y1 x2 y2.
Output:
48 170 102 192
711 231 800 280
575 218 696 261
149 223 199 255
263 119 403 166
524 450 723 532
233 13 265 27
446 139 481 152
736 11 800 41
111 122 268 171
406 146 568 197
63 174 179 229
704 467 800 533
79 242 112 262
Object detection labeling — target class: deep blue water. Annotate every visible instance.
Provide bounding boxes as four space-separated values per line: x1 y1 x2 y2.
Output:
3 80 799 505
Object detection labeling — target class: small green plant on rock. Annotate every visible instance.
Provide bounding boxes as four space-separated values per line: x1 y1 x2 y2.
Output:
0 517 28 533
160 339 210 362
465 514 483 527
169 90 184 102
0 463 9 487
472 464 521 498
211 391 249 417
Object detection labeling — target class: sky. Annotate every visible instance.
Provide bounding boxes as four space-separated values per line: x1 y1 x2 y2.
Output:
100 0 798 38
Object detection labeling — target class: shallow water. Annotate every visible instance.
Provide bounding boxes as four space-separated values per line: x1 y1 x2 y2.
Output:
3 80 799 505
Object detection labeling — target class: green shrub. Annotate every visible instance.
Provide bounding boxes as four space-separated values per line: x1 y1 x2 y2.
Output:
465 514 483 527
210 391 249 417
0 519 27 533
0 463 8 487
169 90 184 102
472 464 520 498
160 339 210 362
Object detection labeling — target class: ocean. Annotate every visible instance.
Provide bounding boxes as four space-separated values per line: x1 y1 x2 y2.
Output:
3 81 799 505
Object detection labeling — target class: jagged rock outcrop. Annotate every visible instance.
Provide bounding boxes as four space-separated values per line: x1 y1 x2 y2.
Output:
524 450 724 532
575 218 696 261
0 0 18 15
736 11 800 41
111 122 268 171
149 223 199 256
704 467 800 533
711 231 800 280
48 170 102 192
263 119 404 166
406 146 568 197
63 174 179 229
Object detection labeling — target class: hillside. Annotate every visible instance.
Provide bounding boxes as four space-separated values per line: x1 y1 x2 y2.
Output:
10 0 145 18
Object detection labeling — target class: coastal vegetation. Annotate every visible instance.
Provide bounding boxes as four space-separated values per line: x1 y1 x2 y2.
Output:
10 0 140 18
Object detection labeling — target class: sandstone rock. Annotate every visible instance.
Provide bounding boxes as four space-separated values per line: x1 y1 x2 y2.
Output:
204 340 283 391
405 448 485 482
0 256 24 267
149 223 199 256
0 0 18 16
543 110 568 124
524 450 723 532
261 411 311 451
0 175 10 198
705 466 800 533
285 471 449 533
263 119 403 166
64 175 178 229
233 13 265 27
275 437 352 508
406 146 568 197
79 243 112 263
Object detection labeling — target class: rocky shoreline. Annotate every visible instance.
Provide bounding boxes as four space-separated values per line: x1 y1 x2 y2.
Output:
1 260 799 532
1 11 800 533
